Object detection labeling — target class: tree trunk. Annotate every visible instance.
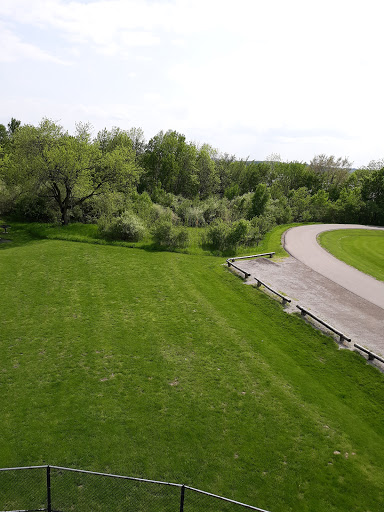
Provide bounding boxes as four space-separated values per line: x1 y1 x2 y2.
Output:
61 207 69 225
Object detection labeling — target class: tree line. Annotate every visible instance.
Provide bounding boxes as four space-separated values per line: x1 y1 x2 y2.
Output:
1 117 383 250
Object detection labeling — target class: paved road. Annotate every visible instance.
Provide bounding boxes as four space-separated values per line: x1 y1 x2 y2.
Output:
283 224 384 310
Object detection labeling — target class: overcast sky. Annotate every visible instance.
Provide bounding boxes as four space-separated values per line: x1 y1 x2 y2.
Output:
1 0 382 166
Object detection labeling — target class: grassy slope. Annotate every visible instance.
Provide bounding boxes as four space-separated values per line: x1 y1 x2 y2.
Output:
0 224 384 512
12 221 296 257
318 229 384 281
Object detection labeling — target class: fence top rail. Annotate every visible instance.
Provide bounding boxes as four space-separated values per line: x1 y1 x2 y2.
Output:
0 465 47 472
0 509 45 512
229 252 275 262
185 485 272 512
50 465 182 487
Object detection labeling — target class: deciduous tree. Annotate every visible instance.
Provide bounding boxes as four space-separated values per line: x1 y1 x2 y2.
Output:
5 118 140 224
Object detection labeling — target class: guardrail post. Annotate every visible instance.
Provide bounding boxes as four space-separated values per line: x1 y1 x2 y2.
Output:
179 485 185 512
46 465 52 512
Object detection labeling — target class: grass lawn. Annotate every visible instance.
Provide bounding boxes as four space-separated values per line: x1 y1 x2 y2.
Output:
318 229 384 281
0 223 384 511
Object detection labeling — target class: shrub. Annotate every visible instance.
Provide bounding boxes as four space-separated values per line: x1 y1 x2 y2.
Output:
224 183 240 200
204 219 254 251
250 215 276 238
201 196 230 224
230 193 253 221
248 184 270 218
131 191 154 222
226 219 250 247
98 211 147 242
204 219 229 251
150 187 175 208
184 206 206 227
152 220 189 249
74 191 127 223
151 204 180 224
12 194 59 222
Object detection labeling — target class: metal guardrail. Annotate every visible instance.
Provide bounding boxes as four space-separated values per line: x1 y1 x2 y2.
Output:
354 344 384 364
254 278 291 305
296 306 351 343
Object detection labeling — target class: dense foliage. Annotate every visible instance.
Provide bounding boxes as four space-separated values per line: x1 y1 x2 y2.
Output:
1 117 383 249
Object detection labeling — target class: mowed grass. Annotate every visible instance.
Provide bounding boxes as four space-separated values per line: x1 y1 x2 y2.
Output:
319 229 384 281
1 224 384 512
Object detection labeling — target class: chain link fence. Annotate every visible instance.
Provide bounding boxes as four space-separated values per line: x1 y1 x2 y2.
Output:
0 465 271 512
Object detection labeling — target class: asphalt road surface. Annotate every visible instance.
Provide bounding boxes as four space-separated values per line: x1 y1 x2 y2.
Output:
283 224 384 309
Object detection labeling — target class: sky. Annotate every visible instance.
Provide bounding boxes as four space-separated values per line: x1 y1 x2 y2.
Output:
1 0 383 166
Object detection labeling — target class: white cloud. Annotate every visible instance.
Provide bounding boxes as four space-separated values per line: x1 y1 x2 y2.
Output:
0 0 383 165
0 21 69 63
0 0 171 56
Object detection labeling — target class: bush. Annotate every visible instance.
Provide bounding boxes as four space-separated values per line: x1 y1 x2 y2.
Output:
230 193 253 221
150 187 175 208
152 220 189 249
204 219 229 251
250 215 276 238
224 183 240 200
204 219 252 251
227 219 250 247
201 196 230 224
12 195 59 222
98 211 147 242
130 191 154 222
184 206 205 227
151 204 180 224
72 191 128 224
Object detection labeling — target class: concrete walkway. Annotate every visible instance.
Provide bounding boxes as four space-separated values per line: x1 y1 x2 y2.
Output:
234 224 384 358
283 224 384 309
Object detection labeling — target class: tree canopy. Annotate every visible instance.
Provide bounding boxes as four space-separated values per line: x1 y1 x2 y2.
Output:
4 119 140 224
1 116 383 231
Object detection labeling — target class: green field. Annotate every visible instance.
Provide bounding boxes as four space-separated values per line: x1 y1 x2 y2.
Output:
318 229 384 281
1 223 384 512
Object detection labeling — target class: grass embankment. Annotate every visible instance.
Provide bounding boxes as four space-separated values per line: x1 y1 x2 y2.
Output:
7 221 295 257
0 223 383 511
319 229 384 281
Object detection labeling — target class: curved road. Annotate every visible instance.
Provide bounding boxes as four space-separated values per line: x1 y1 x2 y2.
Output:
283 224 384 310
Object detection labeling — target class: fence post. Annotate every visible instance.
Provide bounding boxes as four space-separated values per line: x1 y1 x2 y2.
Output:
179 485 185 512
46 465 52 512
